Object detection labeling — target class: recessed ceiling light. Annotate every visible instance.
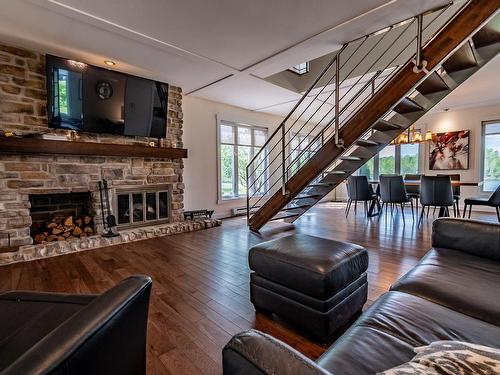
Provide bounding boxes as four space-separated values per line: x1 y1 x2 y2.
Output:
104 60 116 66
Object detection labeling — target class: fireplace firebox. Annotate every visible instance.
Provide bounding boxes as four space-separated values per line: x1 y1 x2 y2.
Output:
114 185 171 229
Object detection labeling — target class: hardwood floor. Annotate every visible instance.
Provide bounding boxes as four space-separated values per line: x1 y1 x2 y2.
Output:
0 203 497 374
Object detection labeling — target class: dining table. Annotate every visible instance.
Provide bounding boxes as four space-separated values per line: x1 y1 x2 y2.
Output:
364 180 483 217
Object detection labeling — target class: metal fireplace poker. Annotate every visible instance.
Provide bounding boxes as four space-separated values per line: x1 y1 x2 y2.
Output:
98 180 120 238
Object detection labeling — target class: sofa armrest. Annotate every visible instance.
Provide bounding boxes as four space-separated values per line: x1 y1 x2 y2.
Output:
223 329 332 375
432 218 500 260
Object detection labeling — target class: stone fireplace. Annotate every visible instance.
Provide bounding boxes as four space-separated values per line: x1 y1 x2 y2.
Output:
0 42 219 264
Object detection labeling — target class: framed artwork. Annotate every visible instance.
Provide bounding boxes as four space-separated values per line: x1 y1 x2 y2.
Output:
429 130 470 170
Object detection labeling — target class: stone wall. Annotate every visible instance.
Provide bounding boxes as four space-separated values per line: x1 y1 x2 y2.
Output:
0 42 186 249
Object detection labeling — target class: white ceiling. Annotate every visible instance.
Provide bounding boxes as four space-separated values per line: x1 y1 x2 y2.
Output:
1 0 493 119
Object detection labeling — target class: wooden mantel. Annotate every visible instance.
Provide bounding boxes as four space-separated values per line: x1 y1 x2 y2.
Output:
0 137 188 159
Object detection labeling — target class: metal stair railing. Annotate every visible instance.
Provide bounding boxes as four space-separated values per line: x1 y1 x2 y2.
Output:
246 1 467 224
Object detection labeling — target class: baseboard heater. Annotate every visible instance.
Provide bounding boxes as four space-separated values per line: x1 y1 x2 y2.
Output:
231 206 261 217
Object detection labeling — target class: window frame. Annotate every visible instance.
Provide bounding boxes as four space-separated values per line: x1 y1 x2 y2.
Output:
217 119 269 202
358 143 421 179
481 120 500 193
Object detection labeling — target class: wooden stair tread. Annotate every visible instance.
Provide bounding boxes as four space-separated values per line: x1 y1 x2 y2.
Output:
356 139 379 147
393 97 424 114
325 170 347 174
307 183 333 187
340 155 363 161
372 120 402 132
416 72 449 95
442 42 477 73
293 194 322 200
281 204 310 211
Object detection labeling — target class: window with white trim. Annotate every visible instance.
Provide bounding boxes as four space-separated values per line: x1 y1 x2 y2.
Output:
482 120 500 192
358 143 420 179
218 121 268 200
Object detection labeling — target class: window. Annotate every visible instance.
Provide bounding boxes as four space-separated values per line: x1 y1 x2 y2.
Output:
218 121 268 200
379 145 396 175
359 157 375 179
289 62 310 75
482 121 500 192
357 143 420 178
400 143 420 175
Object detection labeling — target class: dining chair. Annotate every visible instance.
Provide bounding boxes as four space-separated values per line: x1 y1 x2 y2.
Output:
437 173 461 217
345 176 378 217
419 176 454 226
404 174 421 211
379 175 413 222
463 184 500 222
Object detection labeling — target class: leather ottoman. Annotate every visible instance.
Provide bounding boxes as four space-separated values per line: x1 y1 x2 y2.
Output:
249 234 368 341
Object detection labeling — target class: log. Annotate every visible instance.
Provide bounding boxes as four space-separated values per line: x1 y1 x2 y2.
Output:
34 234 46 243
52 227 63 235
47 222 57 229
57 236 65 241
63 216 73 227
76 218 83 226
73 226 83 236
84 226 93 233
63 232 71 238
84 216 92 225
47 234 58 242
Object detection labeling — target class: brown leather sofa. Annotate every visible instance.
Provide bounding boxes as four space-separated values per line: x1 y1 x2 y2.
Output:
0 275 152 375
223 218 500 375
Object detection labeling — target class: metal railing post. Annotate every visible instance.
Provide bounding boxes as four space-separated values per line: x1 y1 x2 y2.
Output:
281 124 287 195
246 164 250 224
414 13 428 73
334 55 342 147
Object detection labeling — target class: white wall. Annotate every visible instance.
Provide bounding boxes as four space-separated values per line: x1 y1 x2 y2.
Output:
183 95 283 218
415 103 500 206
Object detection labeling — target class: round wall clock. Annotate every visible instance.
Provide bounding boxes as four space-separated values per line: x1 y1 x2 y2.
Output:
96 81 113 100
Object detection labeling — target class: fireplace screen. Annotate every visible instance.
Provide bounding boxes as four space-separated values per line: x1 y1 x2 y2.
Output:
115 187 170 228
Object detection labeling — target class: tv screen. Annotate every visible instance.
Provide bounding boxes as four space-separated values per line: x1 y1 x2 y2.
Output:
46 55 168 138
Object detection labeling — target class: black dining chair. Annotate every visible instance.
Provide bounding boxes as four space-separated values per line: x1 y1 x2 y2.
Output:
404 174 421 210
419 176 454 226
379 175 413 222
437 174 461 217
463 184 500 221
346 175 377 217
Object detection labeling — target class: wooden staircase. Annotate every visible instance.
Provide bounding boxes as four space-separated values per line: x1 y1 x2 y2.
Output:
247 0 500 232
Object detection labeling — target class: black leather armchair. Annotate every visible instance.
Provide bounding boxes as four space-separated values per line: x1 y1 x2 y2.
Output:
0 275 152 375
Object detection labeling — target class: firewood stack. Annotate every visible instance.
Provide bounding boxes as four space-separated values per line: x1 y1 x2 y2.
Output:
34 215 95 244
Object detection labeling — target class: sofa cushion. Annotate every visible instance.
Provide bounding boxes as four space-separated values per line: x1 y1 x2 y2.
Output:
316 291 500 375
390 248 500 326
249 234 368 299
0 293 94 371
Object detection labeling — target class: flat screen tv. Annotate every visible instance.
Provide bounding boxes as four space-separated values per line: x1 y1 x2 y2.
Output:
46 55 168 138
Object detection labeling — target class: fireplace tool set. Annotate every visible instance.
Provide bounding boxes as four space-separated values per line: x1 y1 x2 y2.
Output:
98 179 120 238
